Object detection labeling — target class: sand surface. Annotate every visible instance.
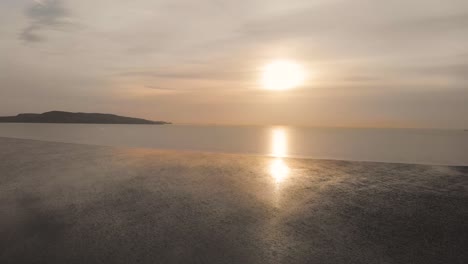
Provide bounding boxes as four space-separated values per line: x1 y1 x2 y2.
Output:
0 137 467 264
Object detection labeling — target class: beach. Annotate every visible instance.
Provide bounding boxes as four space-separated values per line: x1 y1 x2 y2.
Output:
0 136 467 263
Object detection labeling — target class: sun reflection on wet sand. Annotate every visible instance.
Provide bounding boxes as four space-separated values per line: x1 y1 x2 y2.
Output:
270 158 290 183
269 128 290 185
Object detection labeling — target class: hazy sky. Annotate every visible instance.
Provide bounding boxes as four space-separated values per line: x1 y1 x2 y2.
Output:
1 0 467 128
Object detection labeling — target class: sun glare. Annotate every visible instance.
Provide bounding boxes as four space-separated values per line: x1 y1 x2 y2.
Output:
270 158 290 184
261 60 305 90
269 128 290 184
271 128 287 158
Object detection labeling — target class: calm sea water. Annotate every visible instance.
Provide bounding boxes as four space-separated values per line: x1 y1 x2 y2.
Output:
0 123 467 165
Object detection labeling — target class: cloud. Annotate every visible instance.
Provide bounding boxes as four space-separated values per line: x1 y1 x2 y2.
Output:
235 3 468 56
119 70 245 81
21 24 43 42
144 85 177 91
391 12 468 32
416 63 468 81
20 0 76 42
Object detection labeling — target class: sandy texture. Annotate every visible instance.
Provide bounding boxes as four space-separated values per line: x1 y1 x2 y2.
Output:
0 137 467 264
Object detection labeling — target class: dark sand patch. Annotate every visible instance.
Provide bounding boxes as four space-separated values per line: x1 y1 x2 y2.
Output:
0 137 467 264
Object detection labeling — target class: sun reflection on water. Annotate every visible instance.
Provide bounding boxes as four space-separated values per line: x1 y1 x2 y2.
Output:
270 128 290 184
272 128 287 158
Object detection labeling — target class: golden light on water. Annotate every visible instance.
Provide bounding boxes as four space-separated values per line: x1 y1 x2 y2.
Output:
261 60 306 90
269 128 290 184
272 128 287 158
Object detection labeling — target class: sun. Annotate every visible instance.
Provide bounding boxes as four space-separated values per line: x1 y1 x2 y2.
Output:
261 60 306 90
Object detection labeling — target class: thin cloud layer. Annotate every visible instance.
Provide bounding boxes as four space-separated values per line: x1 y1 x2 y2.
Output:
20 0 75 42
0 0 467 128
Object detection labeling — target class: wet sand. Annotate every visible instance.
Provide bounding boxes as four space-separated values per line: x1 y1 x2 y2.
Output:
0 137 467 264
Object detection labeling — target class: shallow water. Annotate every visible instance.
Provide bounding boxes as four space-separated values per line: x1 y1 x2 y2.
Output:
1 137 467 264
0 123 467 165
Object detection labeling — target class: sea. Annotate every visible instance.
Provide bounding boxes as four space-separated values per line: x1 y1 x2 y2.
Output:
0 123 467 166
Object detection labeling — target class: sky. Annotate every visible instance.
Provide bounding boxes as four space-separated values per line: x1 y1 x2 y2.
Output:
0 0 467 128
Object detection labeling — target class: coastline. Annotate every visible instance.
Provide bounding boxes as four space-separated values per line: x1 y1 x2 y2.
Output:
0 137 467 263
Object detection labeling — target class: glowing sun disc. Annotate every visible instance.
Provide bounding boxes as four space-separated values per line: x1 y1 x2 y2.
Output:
261 60 305 90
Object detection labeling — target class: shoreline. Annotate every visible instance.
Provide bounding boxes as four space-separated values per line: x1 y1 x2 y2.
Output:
0 136 466 167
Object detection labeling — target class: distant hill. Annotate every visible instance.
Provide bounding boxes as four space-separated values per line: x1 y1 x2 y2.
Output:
0 111 170 125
